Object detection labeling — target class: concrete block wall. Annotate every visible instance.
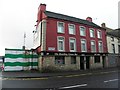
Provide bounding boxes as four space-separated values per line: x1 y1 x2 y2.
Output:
39 56 80 71
90 56 103 69
38 55 107 71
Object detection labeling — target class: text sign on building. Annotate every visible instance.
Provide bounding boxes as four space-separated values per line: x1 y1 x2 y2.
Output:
48 47 55 51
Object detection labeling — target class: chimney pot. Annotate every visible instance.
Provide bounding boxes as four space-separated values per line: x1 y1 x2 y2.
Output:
86 17 92 22
101 23 106 27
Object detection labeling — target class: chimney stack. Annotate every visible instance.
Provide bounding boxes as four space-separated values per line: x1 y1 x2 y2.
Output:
37 4 46 26
101 23 106 28
38 3 46 12
86 17 92 22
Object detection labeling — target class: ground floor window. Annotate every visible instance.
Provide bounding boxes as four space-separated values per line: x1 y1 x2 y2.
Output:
94 56 100 63
55 56 65 64
71 56 76 64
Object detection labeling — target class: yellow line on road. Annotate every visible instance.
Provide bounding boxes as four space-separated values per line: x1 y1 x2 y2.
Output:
64 73 93 78
59 70 117 78
3 77 48 80
2 70 118 80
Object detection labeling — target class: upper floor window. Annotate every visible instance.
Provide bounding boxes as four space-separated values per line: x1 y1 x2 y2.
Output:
81 39 87 52
118 45 120 53
80 26 86 36
112 44 115 53
57 22 64 33
111 37 114 41
69 38 76 52
98 41 103 52
91 41 96 52
97 30 102 38
90 29 95 38
69 24 75 35
57 36 65 51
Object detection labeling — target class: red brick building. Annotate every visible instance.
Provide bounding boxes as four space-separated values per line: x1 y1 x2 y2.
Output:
33 4 108 71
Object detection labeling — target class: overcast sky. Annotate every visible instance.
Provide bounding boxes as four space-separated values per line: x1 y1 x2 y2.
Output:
0 0 119 55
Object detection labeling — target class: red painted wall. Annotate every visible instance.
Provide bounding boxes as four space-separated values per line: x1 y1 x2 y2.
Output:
36 4 107 53
45 18 108 53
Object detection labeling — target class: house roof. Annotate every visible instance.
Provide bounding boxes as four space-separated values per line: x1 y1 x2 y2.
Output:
107 29 120 38
44 11 103 29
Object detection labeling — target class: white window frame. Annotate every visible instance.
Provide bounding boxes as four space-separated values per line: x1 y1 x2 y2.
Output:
98 41 103 52
80 26 86 36
111 44 115 53
81 39 87 52
97 30 102 39
69 38 76 52
90 28 95 38
57 36 65 51
91 40 96 52
57 21 64 33
68 24 75 35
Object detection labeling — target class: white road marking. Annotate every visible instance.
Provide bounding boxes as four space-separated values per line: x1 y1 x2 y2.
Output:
59 84 87 89
100 71 118 74
104 79 119 83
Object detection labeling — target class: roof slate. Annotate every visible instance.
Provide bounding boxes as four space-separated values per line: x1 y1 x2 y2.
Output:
107 29 120 38
44 11 102 29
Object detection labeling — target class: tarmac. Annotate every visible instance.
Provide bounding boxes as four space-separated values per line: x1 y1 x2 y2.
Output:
1 67 119 78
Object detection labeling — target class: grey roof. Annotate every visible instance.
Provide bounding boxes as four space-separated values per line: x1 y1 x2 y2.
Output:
107 29 120 38
44 11 103 29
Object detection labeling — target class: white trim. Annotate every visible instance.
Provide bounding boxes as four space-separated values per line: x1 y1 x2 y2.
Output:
89 28 95 38
97 29 102 39
91 40 96 52
69 37 76 52
4 66 23 71
68 24 75 35
79 26 86 36
57 36 65 51
81 39 87 52
5 58 38 63
5 50 24 54
98 41 103 52
57 21 65 33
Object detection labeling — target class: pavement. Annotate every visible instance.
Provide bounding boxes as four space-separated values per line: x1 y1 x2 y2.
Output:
1 67 119 78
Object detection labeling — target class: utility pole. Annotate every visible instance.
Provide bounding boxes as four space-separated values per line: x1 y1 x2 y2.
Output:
23 32 26 50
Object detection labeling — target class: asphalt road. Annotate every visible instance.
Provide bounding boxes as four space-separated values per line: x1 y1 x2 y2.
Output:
0 71 2 90
2 69 120 89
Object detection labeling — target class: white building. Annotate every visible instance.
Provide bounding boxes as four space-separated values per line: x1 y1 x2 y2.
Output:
107 31 120 54
101 23 120 67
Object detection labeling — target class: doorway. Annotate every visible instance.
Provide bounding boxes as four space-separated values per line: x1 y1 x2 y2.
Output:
80 56 85 70
86 56 90 69
102 56 106 68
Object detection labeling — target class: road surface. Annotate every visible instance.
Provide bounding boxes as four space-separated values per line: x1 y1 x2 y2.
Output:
2 68 119 89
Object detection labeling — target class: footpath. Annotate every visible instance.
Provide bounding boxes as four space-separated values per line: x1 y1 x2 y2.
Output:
1 67 119 78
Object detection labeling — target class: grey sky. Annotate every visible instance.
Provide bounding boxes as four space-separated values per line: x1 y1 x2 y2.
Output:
0 0 119 55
